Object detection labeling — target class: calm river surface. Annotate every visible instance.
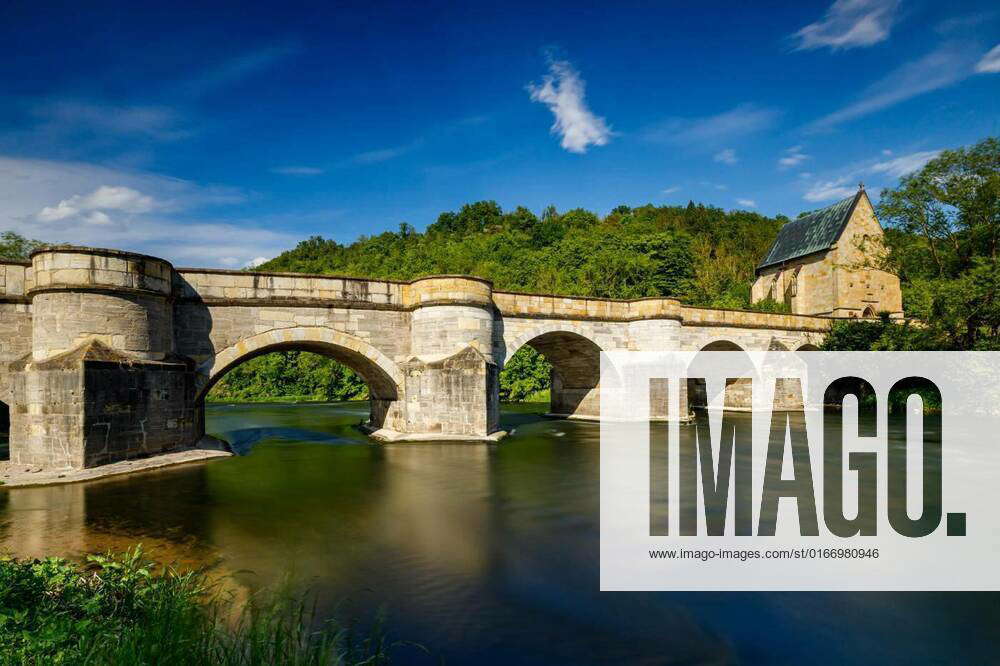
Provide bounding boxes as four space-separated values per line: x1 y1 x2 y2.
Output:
1 402 997 664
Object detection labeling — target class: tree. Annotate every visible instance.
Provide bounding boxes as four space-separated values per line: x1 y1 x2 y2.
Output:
0 231 44 260
877 137 1000 348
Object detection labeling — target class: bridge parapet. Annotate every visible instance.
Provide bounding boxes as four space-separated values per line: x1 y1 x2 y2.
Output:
0 261 32 301
679 305 832 333
30 246 172 297
176 268 406 307
493 292 683 321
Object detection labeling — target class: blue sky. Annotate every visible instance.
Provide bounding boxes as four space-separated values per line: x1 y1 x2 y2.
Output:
1 0 998 267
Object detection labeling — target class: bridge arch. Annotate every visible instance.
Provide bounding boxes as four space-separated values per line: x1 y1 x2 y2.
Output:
196 326 404 417
688 339 755 410
503 326 605 419
504 325 605 388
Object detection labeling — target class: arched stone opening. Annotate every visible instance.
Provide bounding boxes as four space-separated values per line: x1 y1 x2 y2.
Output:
504 329 604 419
797 343 821 351
862 306 876 319
197 327 404 432
688 340 754 410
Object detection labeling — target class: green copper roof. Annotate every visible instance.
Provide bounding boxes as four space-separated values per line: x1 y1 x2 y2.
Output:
757 191 863 271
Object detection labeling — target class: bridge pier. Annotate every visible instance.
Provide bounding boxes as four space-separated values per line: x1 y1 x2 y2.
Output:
9 247 199 469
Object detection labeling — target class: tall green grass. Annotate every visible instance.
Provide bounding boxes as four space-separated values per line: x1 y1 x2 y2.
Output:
0 547 421 665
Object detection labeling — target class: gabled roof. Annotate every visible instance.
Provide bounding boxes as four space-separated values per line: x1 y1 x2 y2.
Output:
756 189 866 272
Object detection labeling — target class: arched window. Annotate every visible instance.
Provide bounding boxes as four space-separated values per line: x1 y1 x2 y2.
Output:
862 306 876 319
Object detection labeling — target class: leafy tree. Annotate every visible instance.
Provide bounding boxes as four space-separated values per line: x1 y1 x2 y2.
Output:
0 231 44 260
498 346 552 402
877 137 1000 349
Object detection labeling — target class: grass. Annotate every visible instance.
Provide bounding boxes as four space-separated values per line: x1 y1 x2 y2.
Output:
0 547 422 665
518 389 550 404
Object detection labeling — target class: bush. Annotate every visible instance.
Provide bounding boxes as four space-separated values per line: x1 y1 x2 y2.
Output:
0 547 412 665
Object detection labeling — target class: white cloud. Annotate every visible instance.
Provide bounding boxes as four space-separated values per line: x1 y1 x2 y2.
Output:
804 178 856 202
270 166 324 175
247 256 269 268
869 149 941 178
527 60 612 154
976 44 1000 73
778 145 810 169
661 185 681 194
714 148 738 165
0 155 292 268
882 148 893 155
736 199 757 208
807 44 978 130
643 104 779 146
84 211 112 225
791 0 899 51
37 185 156 222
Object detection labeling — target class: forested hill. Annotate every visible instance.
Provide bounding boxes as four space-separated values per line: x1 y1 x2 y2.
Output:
259 202 789 310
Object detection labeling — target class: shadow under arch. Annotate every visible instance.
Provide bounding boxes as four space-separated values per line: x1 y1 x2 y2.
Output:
797 343 821 351
504 328 605 419
196 326 404 430
687 339 755 410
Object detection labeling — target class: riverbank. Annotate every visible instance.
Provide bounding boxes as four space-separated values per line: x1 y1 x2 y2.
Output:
0 435 232 488
0 547 405 664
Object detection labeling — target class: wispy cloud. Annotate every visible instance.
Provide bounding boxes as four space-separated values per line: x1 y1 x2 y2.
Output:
804 178 857 202
936 11 997 35
31 100 191 141
270 165 324 175
699 181 729 191
0 155 293 268
791 0 899 51
643 104 779 146
182 43 300 97
527 59 612 154
661 185 681 194
714 148 738 165
351 143 418 165
736 199 757 208
869 149 941 178
806 43 978 131
800 148 939 203
778 145 810 169
976 44 1000 73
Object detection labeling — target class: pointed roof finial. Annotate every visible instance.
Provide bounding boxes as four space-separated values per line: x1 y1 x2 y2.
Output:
858 181 865 191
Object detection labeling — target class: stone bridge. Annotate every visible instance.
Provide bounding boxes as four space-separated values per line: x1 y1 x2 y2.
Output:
0 246 830 470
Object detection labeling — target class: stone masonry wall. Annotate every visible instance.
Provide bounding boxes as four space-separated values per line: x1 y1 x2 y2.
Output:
82 360 198 467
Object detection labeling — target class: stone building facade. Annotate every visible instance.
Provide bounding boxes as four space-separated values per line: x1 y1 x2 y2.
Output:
751 187 903 318
0 233 896 471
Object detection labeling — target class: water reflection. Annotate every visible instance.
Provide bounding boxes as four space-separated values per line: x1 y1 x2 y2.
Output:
0 402 995 664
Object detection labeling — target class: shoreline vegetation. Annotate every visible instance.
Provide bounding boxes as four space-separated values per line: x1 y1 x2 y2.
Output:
0 547 416 665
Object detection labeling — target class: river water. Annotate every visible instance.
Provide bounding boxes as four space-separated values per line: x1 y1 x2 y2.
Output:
0 402 996 664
